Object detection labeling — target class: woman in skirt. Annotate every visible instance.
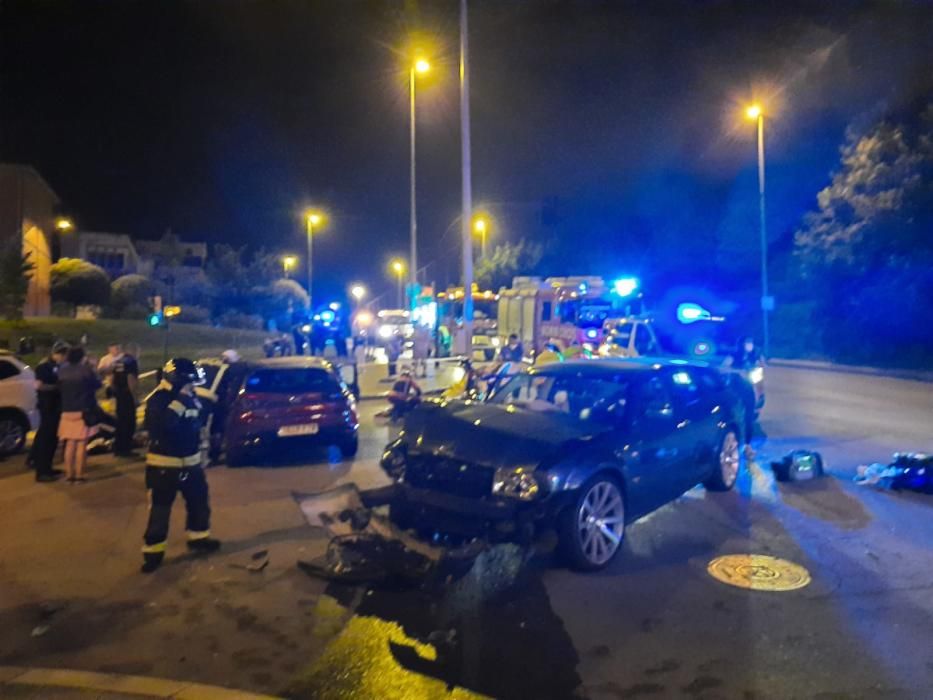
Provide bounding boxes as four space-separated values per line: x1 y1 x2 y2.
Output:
58 346 101 482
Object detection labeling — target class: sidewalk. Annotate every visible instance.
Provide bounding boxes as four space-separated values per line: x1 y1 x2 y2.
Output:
0 667 281 699
769 357 933 383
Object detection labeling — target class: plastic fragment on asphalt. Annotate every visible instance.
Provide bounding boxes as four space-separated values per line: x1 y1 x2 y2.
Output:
30 625 49 637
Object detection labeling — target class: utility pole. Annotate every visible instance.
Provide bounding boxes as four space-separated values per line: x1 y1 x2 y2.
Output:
460 0 474 356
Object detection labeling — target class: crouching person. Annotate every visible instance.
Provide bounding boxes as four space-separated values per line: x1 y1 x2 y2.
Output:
141 358 220 573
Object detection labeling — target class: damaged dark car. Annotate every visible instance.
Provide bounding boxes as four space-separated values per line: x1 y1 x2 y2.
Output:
381 358 746 571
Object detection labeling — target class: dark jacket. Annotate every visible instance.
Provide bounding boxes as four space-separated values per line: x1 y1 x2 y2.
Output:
145 381 204 468
58 362 101 413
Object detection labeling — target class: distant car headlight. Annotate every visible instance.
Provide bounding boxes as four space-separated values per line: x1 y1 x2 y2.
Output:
378 325 393 339
749 367 764 384
492 467 541 500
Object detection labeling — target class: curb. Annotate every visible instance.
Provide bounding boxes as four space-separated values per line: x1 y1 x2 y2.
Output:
769 358 933 383
0 666 282 699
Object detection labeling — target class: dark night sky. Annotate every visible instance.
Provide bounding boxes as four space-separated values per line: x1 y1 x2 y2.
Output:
2 0 931 303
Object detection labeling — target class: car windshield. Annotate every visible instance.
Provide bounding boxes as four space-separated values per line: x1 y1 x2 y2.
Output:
489 372 629 422
245 368 340 394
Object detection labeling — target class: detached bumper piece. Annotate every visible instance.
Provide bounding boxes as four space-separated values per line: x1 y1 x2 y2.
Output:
294 483 486 585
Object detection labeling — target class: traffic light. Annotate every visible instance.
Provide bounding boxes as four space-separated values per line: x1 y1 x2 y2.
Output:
147 311 164 327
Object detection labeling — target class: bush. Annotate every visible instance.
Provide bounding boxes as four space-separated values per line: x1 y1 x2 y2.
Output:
216 310 264 330
111 274 153 312
120 302 151 320
173 305 211 325
51 258 111 310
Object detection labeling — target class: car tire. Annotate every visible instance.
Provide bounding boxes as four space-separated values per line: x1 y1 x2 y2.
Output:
557 473 626 572
0 410 28 456
338 435 359 458
704 429 740 492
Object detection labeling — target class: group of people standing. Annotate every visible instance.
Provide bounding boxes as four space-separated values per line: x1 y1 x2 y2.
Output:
29 341 139 483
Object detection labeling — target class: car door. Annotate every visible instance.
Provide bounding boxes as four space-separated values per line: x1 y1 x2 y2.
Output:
666 367 718 485
624 374 692 513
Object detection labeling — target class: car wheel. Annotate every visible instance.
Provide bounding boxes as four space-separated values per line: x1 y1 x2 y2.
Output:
0 411 28 456
704 429 740 492
558 474 626 571
338 435 359 458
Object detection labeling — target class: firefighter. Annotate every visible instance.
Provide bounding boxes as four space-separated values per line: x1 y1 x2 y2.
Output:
141 358 220 573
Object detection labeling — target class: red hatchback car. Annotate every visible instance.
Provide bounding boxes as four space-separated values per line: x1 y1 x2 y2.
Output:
224 357 359 466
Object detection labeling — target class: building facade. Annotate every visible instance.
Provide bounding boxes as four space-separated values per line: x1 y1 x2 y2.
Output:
0 164 61 317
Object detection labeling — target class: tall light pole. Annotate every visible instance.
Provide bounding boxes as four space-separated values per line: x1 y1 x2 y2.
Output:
746 104 770 359
391 260 405 308
410 57 430 308
460 0 474 355
473 216 487 260
305 211 323 310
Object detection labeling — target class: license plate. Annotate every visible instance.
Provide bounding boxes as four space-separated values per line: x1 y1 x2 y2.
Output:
277 423 319 437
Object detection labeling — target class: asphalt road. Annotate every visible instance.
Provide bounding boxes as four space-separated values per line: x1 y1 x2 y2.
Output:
1 365 932 699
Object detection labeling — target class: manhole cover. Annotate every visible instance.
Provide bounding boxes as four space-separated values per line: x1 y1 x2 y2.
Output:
707 554 811 591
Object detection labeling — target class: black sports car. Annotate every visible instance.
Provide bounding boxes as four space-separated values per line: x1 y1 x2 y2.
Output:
381 358 747 571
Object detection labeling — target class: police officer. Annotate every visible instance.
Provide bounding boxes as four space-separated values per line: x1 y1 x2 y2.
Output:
111 342 139 457
141 358 220 573
31 341 69 482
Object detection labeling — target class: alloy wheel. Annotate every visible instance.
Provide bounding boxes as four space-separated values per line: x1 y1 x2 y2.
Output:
720 431 740 487
576 480 625 566
0 418 24 454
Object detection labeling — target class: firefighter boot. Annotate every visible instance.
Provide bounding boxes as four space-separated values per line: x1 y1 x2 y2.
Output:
141 552 164 574
187 537 221 553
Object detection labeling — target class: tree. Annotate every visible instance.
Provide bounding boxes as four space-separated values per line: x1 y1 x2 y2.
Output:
111 274 153 313
793 98 933 366
475 239 544 291
51 258 111 310
0 240 34 320
796 102 933 268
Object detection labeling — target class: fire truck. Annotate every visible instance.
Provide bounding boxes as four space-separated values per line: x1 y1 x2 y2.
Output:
497 276 644 356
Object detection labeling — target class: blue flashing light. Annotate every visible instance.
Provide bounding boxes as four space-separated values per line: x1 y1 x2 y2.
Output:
612 277 639 297
328 302 340 311
579 282 588 293
320 310 336 324
676 302 711 324
585 328 599 340
672 371 691 385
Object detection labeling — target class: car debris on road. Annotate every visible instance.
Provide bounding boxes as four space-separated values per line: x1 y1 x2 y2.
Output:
854 452 933 493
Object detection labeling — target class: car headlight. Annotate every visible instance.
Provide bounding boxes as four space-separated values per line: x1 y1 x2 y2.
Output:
492 467 540 500
749 367 764 384
378 325 393 339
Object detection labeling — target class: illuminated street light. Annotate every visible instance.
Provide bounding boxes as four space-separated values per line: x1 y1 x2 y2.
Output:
282 254 298 278
409 55 430 306
473 216 488 259
304 210 325 308
745 103 771 358
350 284 366 302
54 217 74 232
391 259 405 308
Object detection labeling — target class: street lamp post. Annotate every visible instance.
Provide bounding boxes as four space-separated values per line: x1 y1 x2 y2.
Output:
410 57 430 308
746 104 770 359
305 212 323 310
460 0 474 355
282 255 297 279
473 217 487 260
391 260 405 308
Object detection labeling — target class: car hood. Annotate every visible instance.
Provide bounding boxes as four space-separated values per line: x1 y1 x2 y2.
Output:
402 400 605 469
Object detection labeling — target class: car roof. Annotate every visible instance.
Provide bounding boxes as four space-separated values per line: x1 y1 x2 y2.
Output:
529 356 712 377
251 356 336 370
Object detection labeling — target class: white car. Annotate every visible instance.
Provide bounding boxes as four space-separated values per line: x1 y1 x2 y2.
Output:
0 351 38 456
